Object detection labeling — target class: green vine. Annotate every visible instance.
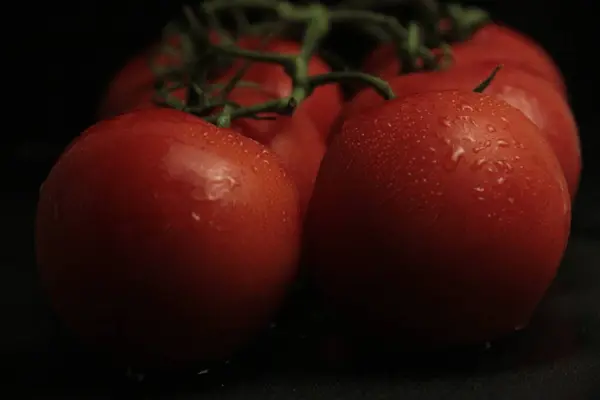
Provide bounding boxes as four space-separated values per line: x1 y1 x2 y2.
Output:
150 0 490 126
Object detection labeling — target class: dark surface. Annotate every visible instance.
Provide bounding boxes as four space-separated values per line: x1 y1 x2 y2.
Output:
5 0 599 397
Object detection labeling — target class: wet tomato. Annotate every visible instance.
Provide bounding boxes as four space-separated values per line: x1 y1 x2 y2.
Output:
363 24 565 95
336 65 581 198
36 108 301 366
305 90 571 347
219 86 326 217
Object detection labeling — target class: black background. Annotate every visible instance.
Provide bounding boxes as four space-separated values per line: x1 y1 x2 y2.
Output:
3 0 599 398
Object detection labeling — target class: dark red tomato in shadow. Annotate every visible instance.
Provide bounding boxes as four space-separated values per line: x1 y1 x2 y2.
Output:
36 108 301 367
96 36 186 120
362 24 566 96
336 65 581 198
306 90 571 348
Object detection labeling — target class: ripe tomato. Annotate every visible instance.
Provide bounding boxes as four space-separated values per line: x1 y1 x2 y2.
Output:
337 65 581 198
219 86 326 217
363 24 565 95
36 108 301 366
305 90 571 347
217 37 343 139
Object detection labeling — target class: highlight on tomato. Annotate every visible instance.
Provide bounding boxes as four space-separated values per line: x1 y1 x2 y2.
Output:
305 90 571 348
36 108 302 366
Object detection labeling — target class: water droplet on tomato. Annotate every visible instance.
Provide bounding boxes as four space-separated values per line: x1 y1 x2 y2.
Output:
461 104 474 112
471 158 487 170
496 139 509 147
191 212 201 221
497 177 506 184
474 186 484 192
439 117 452 127
443 145 465 171
486 124 496 133
473 140 491 153
508 197 515 204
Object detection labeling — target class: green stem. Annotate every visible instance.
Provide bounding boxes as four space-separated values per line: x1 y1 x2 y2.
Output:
413 0 442 48
309 71 395 100
445 4 490 42
328 9 430 73
216 105 234 128
473 65 502 93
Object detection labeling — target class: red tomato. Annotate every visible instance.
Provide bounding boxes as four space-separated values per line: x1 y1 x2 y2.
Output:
363 24 566 95
336 65 581 198
218 37 343 139
36 108 301 366
305 90 571 347
220 86 326 217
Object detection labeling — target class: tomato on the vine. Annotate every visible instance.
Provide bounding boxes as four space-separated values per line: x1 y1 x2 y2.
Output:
306 90 570 347
36 108 301 366
218 86 326 217
337 65 581 198
97 35 342 140
362 24 566 95
217 37 343 139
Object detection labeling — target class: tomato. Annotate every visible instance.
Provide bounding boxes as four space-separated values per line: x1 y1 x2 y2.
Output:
363 24 566 95
336 65 581 198
218 37 343 139
97 36 343 139
220 86 326 217
36 108 301 366
305 90 571 347
96 35 186 120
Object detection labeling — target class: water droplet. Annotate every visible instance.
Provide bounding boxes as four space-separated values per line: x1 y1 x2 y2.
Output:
500 117 508 122
497 177 506 184
508 197 515 204
477 197 485 201
474 186 485 192
471 158 487 170
429 147 436 153
451 146 465 162
496 139 509 147
191 212 201 221
461 104 474 112
486 124 496 133
439 117 452 127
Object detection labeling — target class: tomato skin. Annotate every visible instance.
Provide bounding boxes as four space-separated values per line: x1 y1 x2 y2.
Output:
223 87 326 217
337 65 581 198
218 37 343 139
305 91 570 347
363 24 565 95
36 108 301 366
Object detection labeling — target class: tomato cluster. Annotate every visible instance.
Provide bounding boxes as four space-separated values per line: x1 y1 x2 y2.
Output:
36 2 579 368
